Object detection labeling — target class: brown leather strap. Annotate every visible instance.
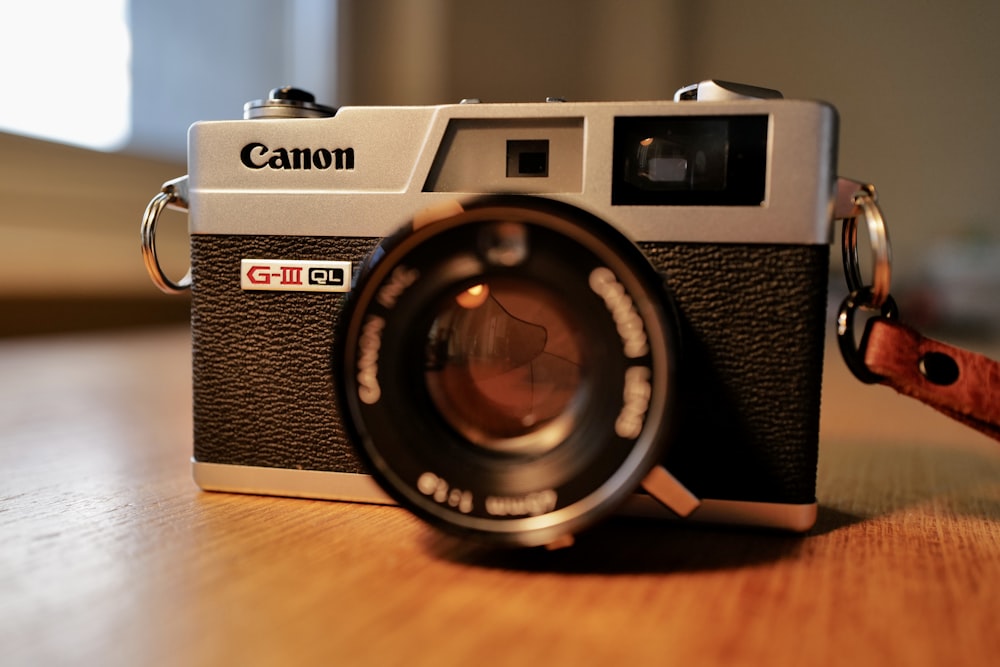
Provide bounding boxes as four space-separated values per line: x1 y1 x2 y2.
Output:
863 318 1000 442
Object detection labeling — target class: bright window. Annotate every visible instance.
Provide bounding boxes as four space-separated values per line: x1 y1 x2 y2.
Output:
0 0 131 151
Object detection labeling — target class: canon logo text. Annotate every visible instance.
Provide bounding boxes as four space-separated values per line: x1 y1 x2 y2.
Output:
240 142 355 171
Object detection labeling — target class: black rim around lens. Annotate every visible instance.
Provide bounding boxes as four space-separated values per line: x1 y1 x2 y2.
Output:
335 198 679 547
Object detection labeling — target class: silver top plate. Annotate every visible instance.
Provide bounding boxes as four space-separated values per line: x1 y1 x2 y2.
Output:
187 98 838 245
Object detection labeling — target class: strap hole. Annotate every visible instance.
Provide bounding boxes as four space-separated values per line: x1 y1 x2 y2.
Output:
918 352 960 386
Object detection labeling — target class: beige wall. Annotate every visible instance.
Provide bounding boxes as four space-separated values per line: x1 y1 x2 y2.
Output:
338 0 685 105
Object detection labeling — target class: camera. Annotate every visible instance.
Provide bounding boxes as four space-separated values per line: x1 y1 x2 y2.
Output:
171 81 838 547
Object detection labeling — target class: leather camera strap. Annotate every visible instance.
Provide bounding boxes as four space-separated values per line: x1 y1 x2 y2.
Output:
862 318 1000 442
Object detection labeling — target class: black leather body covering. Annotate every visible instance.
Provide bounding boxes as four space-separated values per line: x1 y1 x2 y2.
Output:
191 234 828 505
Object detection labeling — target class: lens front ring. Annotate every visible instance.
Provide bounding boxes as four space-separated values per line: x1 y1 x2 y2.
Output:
335 198 679 547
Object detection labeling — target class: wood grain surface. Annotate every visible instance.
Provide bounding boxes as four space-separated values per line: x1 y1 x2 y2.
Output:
1 326 998 667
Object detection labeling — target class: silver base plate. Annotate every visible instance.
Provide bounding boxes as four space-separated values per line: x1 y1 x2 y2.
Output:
192 461 817 532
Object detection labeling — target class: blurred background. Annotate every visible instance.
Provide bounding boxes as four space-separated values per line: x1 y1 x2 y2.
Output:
1 0 998 340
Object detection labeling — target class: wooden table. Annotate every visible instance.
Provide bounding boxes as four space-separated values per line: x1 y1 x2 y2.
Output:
2 325 998 666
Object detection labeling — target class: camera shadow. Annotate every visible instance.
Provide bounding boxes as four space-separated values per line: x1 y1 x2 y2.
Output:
421 504 859 575
425 433 1000 575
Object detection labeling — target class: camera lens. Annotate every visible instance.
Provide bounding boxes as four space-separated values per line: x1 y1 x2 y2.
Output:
425 279 585 454
335 198 679 547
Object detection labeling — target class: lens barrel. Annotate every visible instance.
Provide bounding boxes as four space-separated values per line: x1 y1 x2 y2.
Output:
335 198 679 547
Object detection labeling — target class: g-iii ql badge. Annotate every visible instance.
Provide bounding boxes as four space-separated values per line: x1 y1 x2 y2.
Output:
240 259 352 293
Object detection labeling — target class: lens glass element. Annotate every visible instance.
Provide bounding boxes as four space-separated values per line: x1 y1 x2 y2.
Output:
424 279 585 453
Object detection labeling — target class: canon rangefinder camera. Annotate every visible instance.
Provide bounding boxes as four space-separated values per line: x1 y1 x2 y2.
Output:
182 80 838 547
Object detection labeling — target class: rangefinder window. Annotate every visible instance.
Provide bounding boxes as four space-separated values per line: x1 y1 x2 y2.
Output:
612 115 768 206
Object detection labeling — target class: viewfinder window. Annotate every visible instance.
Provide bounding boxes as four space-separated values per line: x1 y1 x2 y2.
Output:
612 115 768 206
507 140 549 177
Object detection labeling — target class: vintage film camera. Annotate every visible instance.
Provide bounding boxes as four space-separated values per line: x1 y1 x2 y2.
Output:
143 80 839 547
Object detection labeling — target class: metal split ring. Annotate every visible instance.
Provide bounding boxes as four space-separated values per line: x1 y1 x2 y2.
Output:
837 287 899 384
141 176 192 294
838 180 891 310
